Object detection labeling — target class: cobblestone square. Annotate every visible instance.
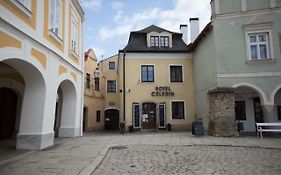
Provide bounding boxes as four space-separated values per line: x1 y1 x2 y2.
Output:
93 145 281 175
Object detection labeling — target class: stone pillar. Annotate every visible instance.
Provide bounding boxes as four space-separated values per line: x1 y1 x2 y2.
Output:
261 105 275 122
208 87 238 137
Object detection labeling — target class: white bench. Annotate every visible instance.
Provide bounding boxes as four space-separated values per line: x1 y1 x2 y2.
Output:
256 123 281 138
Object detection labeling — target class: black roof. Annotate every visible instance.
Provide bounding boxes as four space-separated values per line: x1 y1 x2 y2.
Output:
121 25 189 53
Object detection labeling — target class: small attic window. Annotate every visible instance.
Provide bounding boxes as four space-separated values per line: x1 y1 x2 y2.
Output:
150 36 159 47
160 36 169 47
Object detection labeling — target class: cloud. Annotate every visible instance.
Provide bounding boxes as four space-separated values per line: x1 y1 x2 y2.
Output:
98 0 210 44
111 1 124 10
114 10 123 22
98 25 133 42
81 0 102 12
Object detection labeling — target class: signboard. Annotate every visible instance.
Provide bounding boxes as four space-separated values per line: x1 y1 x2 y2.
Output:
151 86 175 97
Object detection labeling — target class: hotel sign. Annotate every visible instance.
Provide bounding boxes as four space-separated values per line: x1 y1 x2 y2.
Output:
151 86 175 97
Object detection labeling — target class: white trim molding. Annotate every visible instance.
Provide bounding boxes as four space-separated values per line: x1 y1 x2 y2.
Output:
232 83 268 105
217 72 281 78
125 53 192 60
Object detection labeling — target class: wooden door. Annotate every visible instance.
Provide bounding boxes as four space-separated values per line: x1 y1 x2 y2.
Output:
105 109 119 130
142 103 156 129
0 88 17 140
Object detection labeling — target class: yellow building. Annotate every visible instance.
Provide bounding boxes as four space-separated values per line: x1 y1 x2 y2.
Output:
120 25 195 130
91 25 196 131
83 49 105 131
0 0 84 150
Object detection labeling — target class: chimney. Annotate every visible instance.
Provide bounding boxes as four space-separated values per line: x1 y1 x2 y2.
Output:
180 24 188 44
190 18 199 43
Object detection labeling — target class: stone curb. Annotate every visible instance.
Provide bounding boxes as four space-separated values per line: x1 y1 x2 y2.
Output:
78 145 111 175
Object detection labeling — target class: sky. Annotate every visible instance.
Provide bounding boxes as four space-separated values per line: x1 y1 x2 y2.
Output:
81 0 211 60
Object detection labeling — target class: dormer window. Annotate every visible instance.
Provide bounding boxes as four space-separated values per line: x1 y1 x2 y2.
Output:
150 36 159 47
160 36 169 47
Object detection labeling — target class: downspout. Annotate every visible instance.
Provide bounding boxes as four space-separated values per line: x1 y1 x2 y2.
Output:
122 51 126 122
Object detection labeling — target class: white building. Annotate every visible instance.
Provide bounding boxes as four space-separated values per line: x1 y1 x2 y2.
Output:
0 0 84 150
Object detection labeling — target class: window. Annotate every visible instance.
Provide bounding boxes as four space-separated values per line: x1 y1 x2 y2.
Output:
278 106 281 121
96 110 101 122
17 0 30 9
141 65 154 82
172 101 185 119
86 73 90 89
109 62 115 70
170 65 183 82
248 33 270 60
49 0 62 37
133 103 140 128
159 103 165 128
10 0 32 17
107 80 116 92
150 36 159 47
235 101 246 120
95 77 99 91
71 19 78 54
160 36 169 47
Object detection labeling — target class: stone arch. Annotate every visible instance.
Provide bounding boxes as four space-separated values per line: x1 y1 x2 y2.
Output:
232 83 267 105
0 57 47 149
271 83 281 104
56 79 78 137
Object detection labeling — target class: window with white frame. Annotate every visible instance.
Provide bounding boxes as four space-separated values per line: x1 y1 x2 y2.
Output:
107 80 116 93
49 0 62 37
170 65 183 82
248 32 270 60
150 36 159 47
17 0 31 10
160 36 169 47
109 61 115 70
141 65 154 82
172 101 185 119
71 19 78 53
10 0 32 17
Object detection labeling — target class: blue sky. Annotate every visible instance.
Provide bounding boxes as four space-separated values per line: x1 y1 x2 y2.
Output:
81 0 211 60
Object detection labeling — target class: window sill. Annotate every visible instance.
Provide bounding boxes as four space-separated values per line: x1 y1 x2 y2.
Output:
172 118 186 120
10 0 32 19
107 91 116 93
140 81 155 83
71 49 79 59
246 58 276 64
48 30 63 44
170 81 184 83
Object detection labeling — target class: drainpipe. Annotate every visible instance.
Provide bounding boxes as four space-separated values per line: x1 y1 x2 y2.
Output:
119 50 126 122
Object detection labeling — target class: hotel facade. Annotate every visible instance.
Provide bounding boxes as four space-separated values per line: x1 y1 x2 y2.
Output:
86 0 281 135
0 0 84 149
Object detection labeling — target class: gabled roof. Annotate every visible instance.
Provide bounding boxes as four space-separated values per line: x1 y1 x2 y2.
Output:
187 22 213 51
121 25 189 53
135 25 181 34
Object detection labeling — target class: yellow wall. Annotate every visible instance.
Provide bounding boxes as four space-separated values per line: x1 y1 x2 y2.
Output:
99 55 121 110
0 0 37 29
123 55 195 129
84 50 105 131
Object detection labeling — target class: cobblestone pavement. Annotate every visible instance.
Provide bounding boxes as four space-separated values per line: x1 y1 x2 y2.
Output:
93 144 281 175
0 132 281 175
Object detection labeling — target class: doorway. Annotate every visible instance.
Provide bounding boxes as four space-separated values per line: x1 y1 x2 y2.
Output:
0 88 18 140
104 109 119 130
142 103 156 129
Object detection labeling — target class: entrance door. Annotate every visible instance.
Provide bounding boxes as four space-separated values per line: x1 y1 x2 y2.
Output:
254 98 263 123
142 103 156 129
105 109 119 130
0 88 18 140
